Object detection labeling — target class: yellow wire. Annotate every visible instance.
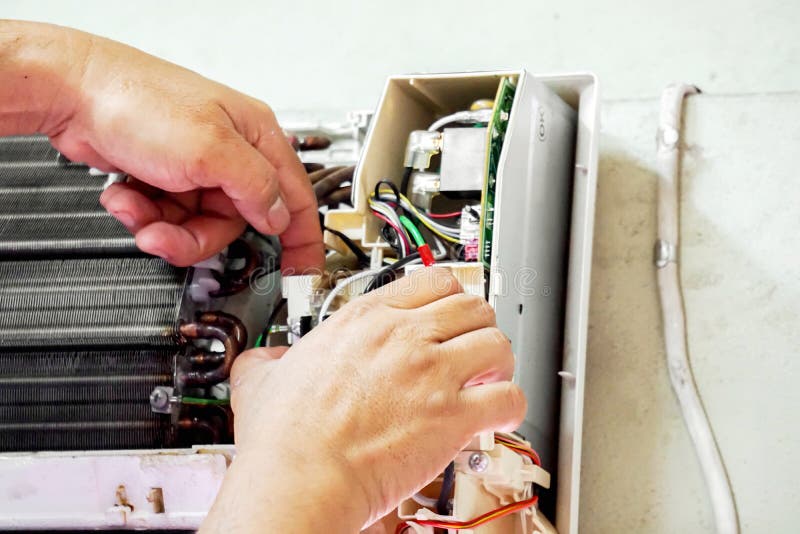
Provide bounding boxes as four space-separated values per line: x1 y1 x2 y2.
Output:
371 191 461 244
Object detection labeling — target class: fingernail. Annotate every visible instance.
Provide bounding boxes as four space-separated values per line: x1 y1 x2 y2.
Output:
148 248 173 264
111 210 136 229
266 196 290 232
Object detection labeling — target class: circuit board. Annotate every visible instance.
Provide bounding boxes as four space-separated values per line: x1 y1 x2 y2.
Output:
479 76 517 268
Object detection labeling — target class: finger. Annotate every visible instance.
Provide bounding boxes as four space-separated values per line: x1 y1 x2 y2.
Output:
187 133 284 233
370 267 463 309
438 327 514 386
135 190 246 265
100 183 163 232
100 183 195 231
245 103 325 272
418 292 496 342
458 381 527 434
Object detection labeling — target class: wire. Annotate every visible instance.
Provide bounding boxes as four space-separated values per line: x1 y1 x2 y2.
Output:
371 189 460 243
427 109 493 132
398 215 426 247
436 461 455 515
256 298 287 348
318 269 380 320
364 252 421 293
494 434 541 466
426 210 462 219
324 225 370 267
181 396 230 406
372 209 410 257
399 495 539 532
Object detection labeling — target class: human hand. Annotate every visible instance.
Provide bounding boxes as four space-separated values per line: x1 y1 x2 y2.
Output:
205 268 526 532
3 21 322 270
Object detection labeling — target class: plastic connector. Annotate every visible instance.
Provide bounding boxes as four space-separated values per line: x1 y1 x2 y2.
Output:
417 244 435 266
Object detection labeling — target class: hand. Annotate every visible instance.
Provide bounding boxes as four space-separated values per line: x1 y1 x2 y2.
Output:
1 21 322 270
203 268 526 532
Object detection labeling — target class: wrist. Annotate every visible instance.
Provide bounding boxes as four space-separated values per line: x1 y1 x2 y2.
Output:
202 448 370 533
0 20 93 136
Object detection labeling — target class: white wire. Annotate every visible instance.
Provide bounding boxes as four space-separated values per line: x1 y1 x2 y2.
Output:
369 200 410 256
655 84 739 534
410 493 439 509
318 269 380 321
427 109 493 132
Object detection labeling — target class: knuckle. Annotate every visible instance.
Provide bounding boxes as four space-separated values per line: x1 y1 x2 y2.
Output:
485 326 510 347
502 382 527 419
425 388 460 418
337 298 377 322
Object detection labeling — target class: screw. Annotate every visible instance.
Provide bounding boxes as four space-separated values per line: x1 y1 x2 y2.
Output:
149 387 170 411
468 452 489 473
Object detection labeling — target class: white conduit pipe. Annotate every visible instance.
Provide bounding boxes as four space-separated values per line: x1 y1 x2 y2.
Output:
654 84 739 534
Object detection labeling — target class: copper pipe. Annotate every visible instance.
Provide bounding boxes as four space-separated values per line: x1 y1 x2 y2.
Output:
303 162 325 173
308 165 345 184
313 166 355 200
299 135 332 151
197 311 247 349
179 322 238 386
318 186 352 208
210 240 259 297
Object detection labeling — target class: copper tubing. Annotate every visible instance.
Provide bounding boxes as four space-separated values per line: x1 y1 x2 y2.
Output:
178 417 221 444
197 311 247 349
303 162 325 173
185 351 226 367
313 166 355 200
308 165 345 185
210 240 259 297
318 186 352 208
299 135 332 151
179 321 238 386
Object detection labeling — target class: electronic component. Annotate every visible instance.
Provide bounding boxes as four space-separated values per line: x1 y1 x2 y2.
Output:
479 75 516 268
440 126 488 193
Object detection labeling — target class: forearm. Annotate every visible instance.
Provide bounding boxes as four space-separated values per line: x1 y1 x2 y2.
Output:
201 450 369 533
0 20 91 136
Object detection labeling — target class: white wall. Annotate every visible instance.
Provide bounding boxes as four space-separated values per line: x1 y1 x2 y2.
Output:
5 0 799 110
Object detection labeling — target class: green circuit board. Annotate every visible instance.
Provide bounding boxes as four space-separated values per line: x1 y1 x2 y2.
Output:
479 76 517 268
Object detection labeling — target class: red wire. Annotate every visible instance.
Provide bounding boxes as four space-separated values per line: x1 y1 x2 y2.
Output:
426 211 462 219
414 495 539 530
373 211 411 254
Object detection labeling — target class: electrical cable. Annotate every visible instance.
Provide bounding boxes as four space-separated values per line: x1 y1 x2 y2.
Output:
426 210 462 219
396 495 539 533
324 225 370 267
398 215 425 247
427 109 493 132
256 298 287 348
371 189 460 243
363 252 421 293
436 461 455 516
655 84 739 534
318 269 380 321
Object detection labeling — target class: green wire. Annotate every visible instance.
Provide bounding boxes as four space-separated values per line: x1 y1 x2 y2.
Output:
398 215 426 247
182 396 230 406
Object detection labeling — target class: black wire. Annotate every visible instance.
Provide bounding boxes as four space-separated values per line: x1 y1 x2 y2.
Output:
374 178 401 203
257 298 287 347
324 225 370 268
363 252 421 293
436 462 455 515
399 166 413 197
